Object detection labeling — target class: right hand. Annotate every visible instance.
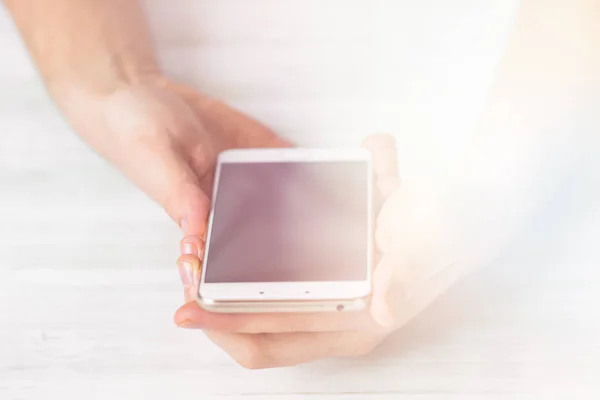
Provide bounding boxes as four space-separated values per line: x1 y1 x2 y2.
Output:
58 76 291 237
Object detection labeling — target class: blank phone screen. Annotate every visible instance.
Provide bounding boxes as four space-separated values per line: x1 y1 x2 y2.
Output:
204 161 369 283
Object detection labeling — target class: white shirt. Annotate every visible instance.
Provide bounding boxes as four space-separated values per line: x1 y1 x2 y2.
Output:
143 0 521 181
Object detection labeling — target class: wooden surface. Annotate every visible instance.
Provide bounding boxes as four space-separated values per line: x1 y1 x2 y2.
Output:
2 1 600 399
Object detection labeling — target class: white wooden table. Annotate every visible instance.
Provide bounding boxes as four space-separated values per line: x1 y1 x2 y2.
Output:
2 1 600 399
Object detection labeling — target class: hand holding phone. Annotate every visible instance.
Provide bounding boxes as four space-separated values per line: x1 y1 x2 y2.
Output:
174 134 411 368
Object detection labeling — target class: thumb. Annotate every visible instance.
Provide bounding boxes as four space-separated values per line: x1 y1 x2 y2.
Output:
100 83 215 238
369 180 461 330
361 133 401 203
114 141 212 238
165 181 211 238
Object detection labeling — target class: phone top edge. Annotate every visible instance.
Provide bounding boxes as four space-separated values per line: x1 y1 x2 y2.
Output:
217 147 371 163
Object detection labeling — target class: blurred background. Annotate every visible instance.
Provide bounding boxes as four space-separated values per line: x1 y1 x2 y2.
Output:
1 1 600 399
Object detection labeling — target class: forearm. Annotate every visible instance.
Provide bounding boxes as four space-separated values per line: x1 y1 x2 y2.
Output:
4 0 160 101
441 0 597 267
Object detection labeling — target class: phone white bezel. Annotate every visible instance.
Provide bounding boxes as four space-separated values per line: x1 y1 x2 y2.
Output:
198 147 373 303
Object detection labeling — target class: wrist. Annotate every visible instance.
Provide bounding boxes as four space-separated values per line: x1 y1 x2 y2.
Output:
50 67 165 126
48 59 162 103
49 75 172 161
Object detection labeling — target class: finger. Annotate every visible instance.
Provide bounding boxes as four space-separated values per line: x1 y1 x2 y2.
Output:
369 253 408 328
124 149 211 236
172 86 296 149
205 329 387 369
177 254 202 302
362 133 400 201
180 235 204 258
373 257 465 332
169 182 211 237
174 301 375 333
399 260 466 327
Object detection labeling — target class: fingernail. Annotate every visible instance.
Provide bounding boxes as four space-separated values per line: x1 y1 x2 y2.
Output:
176 319 202 329
181 241 199 257
178 261 194 289
181 236 204 258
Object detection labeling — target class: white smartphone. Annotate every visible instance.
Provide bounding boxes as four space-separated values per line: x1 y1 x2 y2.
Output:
197 147 373 313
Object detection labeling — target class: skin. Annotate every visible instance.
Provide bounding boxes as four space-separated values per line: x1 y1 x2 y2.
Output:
3 0 289 236
5 0 595 368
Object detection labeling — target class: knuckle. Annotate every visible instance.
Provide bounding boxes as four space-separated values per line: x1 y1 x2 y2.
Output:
232 340 274 370
177 253 200 266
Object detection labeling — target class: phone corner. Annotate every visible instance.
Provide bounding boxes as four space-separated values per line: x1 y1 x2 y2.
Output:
195 293 214 311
